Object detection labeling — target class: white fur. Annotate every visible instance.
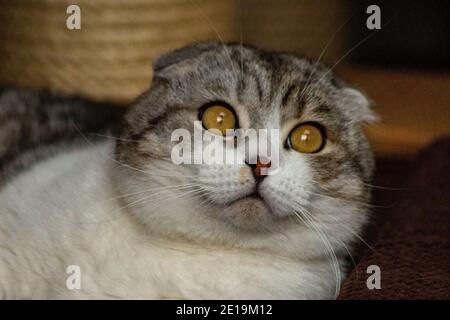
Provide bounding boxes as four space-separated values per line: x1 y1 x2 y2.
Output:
0 141 360 299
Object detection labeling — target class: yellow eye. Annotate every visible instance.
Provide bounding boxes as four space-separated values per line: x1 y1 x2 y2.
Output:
288 123 325 153
201 104 237 135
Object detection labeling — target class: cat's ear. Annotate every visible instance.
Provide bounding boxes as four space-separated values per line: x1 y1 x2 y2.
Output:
153 42 218 73
339 87 379 124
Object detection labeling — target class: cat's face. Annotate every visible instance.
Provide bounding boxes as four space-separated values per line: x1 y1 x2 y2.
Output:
115 42 374 256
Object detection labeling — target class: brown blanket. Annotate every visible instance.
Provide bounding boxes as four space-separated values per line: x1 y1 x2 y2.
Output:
338 137 450 299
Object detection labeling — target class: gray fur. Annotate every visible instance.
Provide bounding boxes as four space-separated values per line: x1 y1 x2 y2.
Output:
0 87 125 186
0 41 375 236
118 42 374 198
0 42 375 298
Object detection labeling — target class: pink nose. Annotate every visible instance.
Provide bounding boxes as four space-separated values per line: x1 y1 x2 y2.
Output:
253 159 272 178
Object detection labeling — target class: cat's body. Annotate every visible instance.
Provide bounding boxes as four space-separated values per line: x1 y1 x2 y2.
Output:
0 43 374 299
1 141 334 299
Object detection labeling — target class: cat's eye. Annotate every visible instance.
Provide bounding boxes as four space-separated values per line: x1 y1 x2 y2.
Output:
200 103 237 136
288 123 325 153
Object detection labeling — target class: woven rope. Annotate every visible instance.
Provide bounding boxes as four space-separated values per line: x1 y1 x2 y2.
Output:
0 0 348 103
0 0 237 103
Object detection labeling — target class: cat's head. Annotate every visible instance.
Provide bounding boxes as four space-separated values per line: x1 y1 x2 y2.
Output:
114 42 375 257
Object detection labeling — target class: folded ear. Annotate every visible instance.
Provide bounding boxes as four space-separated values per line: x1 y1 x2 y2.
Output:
153 42 218 73
339 87 379 124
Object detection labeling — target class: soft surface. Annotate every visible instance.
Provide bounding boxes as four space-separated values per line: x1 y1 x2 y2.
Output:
338 137 450 299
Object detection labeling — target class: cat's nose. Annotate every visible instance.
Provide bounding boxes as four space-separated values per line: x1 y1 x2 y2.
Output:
245 158 272 180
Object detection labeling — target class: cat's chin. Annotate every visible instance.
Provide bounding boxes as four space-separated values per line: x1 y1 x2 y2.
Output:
219 196 274 230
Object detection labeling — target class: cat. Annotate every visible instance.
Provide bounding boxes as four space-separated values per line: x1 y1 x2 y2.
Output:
0 42 375 299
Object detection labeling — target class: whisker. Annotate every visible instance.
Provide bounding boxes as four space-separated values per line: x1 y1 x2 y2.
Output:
304 201 380 257
315 15 395 85
148 186 211 214
362 183 407 191
71 121 162 176
239 0 244 74
303 188 374 208
188 0 240 79
297 9 358 103
72 121 210 181
300 14 395 102
292 204 342 299
86 133 141 143
299 206 359 278
91 182 202 206
82 184 205 225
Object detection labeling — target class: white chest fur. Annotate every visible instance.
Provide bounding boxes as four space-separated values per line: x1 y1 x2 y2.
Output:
0 142 335 299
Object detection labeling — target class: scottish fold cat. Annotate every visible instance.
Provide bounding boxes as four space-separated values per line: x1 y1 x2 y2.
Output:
0 42 374 299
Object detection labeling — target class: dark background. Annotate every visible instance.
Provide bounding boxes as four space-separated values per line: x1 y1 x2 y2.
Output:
350 0 450 69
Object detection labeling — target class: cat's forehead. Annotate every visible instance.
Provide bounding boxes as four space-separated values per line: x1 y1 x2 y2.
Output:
154 43 348 130
164 43 334 89
193 46 338 116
